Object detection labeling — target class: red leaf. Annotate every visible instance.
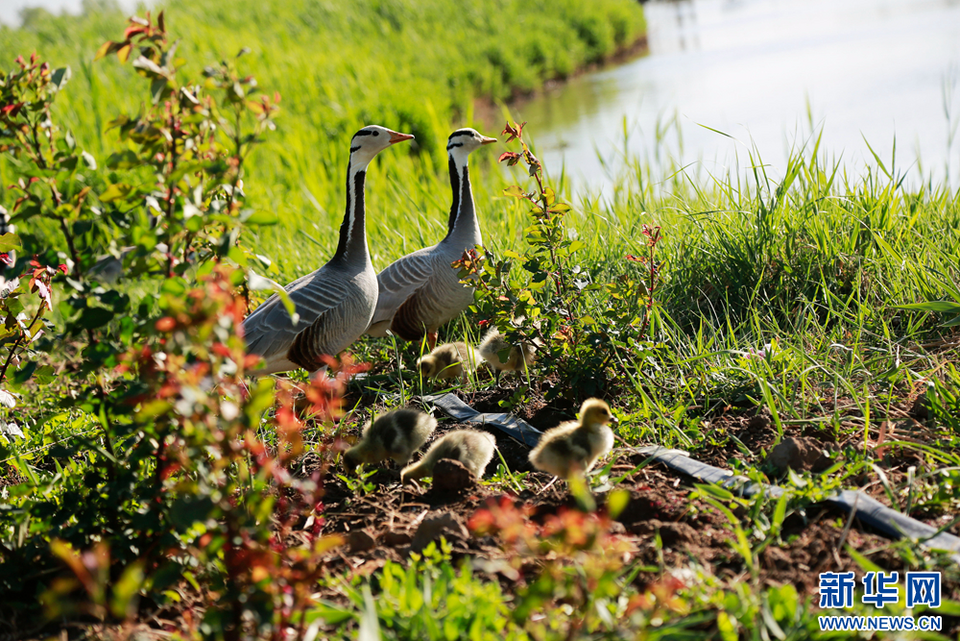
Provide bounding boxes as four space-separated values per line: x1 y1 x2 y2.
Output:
0 103 24 117
123 25 146 40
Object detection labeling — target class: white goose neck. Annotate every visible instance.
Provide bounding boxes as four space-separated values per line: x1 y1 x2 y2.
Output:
444 150 480 244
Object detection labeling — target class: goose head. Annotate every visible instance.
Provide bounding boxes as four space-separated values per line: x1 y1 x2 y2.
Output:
350 125 414 169
446 128 497 159
579 398 616 430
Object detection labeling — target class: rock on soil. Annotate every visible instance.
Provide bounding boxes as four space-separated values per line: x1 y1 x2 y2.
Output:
380 531 412 548
630 518 699 547
345 529 377 553
432 458 476 492
411 512 470 552
764 436 833 473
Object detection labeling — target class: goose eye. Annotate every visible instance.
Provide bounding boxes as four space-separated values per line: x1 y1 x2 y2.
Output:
372 130 379 137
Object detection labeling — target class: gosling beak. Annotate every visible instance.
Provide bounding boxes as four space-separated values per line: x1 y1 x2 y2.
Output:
610 416 620 426
388 130 415 145
481 136 497 145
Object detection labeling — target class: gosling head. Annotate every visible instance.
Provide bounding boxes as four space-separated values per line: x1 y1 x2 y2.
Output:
446 128 496 159
350 125 414 169
579 398 615 430
418 355 438 378
342 447 361 472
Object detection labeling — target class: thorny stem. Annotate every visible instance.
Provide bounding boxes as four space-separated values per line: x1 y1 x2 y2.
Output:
30 119 48 171
166 108 179 277
226 104 243 214
637 226 660 341
0 303 45 384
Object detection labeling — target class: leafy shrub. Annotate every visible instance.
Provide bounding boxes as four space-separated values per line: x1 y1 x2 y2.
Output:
0 15 351 639
457 122 661 402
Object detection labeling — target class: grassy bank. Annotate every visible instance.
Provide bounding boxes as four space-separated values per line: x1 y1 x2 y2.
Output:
0 0 645 276
3 3 960 638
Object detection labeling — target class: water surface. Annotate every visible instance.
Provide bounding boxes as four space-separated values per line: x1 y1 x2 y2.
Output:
513 0 960 193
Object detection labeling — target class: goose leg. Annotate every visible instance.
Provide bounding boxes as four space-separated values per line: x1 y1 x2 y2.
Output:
427 331 438 351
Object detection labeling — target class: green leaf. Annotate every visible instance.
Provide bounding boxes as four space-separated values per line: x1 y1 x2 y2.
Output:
502 185 524 199
110 561 145 619
50 67 72 92
99 183 134 202
106 150 140 169
0 234 21 253
945 313 960 327
94 41 119 61
249 270 298 323
897 301 960 313
77 307 114 330
150 77 169 105
241 209 279 226
606 489 630 519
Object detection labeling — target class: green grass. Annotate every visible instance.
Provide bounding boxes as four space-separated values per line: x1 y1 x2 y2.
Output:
0 0 645 277
4 2 960 638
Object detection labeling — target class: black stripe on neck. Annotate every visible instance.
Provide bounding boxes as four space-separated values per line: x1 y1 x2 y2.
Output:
334 169 366 261
447 155 461 232
459 162 471 230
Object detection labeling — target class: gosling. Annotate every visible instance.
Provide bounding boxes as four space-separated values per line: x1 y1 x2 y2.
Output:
343 408 436 470
528 398 616 479
418 341 480 382
478 327 536 383
401 430 497 484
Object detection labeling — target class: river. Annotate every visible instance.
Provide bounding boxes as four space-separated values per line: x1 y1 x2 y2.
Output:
512 0 960 194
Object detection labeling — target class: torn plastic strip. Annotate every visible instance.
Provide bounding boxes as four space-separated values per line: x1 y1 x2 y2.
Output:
636 446 960 565
423 392 542 447
423 393 960 564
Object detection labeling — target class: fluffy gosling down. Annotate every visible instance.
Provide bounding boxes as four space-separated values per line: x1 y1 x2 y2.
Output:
529 399 616 478
418 341 480 381
343 408 436 469
478 327 536 382
401 430 497 484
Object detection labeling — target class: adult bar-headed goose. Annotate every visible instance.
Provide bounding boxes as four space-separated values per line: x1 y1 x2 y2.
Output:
366 128 495 349
529 399 616 479
344 408 437 470
243 125 413 375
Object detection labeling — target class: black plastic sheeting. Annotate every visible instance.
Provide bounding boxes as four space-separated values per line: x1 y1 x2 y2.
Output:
422 393 543 447
423 392 960 564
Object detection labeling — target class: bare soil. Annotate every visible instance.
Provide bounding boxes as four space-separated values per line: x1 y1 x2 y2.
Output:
309 380 960 635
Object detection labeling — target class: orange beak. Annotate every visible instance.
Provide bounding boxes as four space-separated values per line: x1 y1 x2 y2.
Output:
481 136 497 145
388 130 415 144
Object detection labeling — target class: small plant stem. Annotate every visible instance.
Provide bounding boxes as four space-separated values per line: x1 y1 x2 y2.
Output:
166 108 179 276
0 304 45 383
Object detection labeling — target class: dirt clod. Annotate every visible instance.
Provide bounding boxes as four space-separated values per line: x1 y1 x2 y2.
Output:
631 519 699 547
345 529 376 553
764 437 833 473
433 458 476 492
411 512 470 552
380 531 412 547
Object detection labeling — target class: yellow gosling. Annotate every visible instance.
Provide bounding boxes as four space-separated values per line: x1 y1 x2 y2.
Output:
343 408 436 470
478 327 536 383
401 429 497 484
528 398 616 479
417 341 480 381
